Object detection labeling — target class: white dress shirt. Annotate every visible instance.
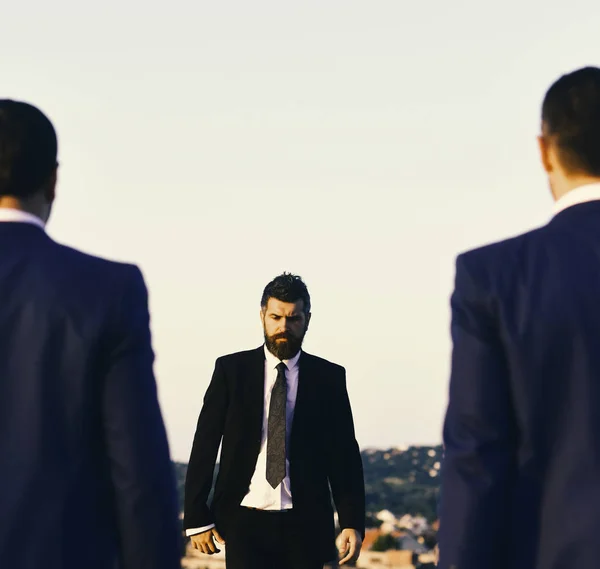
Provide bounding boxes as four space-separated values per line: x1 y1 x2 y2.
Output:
0 208 45 229
186 346 302 537
553 182 600 215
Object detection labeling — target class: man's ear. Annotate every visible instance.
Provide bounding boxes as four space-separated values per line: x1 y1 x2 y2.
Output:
44 167 58 202
538 135 553 174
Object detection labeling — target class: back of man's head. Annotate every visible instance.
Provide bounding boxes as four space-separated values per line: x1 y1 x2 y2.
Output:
0 100 58 200
542 67 600 177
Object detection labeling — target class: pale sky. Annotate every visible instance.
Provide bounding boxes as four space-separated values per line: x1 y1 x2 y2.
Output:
2 0 599 461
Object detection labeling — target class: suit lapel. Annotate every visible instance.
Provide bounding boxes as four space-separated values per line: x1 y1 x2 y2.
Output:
245 347 266 450
290 351 316 458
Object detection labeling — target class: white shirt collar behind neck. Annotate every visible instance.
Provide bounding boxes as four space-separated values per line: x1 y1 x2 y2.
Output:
553 183 600 216
263 344 301 370
0 208 45 229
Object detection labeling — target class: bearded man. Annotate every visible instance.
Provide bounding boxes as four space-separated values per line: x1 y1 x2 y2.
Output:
184 273 365 569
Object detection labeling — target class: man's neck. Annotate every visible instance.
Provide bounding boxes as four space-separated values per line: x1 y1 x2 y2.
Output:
553 175 600 201
553 180 600 216
0 197 46 222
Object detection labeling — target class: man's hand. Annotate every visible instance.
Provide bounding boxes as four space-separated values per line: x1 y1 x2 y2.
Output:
190 528 225 555
336 528 362 566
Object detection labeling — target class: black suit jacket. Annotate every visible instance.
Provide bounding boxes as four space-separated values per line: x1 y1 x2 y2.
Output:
184 347 365 560
0 223 181 569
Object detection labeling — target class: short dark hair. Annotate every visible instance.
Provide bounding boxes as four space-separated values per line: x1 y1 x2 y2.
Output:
0 100 58 199
541 66 600 176
261 273 311 314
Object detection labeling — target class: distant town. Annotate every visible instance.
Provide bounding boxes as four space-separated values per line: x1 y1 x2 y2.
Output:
175 445 442 568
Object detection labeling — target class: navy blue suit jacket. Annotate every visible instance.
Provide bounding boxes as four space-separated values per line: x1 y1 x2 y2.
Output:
439 201 600 569
0 222 181 569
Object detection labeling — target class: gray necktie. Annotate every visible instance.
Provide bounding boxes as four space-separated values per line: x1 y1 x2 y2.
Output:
266 362 287 489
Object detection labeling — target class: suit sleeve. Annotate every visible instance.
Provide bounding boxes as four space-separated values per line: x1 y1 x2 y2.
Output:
438 254 517 569
184 358 228 529
328 368 366 538
102 266 181 569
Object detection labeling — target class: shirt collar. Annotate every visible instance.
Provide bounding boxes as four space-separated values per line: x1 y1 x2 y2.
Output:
263 344 301 371
553 183 600 216
0 208 46 230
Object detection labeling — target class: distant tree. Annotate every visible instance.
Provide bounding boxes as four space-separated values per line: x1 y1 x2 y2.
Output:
371 533 398 552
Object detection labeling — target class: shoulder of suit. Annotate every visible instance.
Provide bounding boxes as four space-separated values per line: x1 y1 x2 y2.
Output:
215 349 345 372
51 241 140 274
456 225 547 278
301 351 345 374
216 347 263 365
48 241 144 291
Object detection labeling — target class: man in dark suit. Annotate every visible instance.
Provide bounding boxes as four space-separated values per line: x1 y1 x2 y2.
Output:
0 100 182 569
184 273 365 569
438 66 600 569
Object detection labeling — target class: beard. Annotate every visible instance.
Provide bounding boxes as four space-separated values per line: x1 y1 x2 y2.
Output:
264 330 305 360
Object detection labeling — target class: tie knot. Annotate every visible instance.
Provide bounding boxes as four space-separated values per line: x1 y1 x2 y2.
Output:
276 362 287 374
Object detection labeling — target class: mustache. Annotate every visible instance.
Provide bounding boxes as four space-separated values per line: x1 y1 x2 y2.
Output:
271 333 292 341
